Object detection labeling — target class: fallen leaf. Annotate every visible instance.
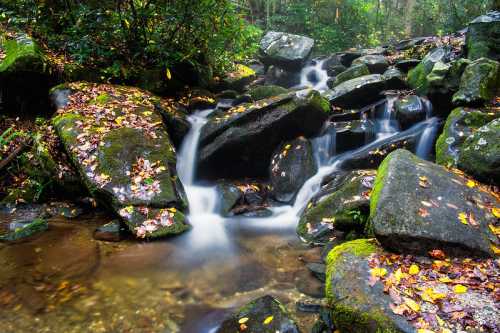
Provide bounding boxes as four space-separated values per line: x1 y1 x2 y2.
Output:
428 249 446 260
466 180 476 188
492 207 500 218
404 297 421 312
409 264 420 275
453 284 467 294
458 212 468 225
263 315 273 325
371 267 387 278
238 317 249 324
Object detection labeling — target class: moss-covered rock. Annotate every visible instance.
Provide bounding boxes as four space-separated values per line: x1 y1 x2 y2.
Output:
270 137 317 203
452 58 499 106
325 239 412 333
407 47 450 94
435 107 497 168
370 149 499 257
0 33 46 74
247 85 288 101
220 64 256 92
216 295 300 333
0 218 48 241
458 118 500 184
466 15 500 61
328 63 370 88
297 170 376 244
197 90 330 179
51 82 188 239
352 55 389 74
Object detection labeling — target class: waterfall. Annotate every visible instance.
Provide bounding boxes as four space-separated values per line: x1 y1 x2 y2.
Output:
376 95 399 139
296 58 330 92
415 117 440 160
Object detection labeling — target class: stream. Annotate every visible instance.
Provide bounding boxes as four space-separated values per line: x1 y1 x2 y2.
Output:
0 60 441 333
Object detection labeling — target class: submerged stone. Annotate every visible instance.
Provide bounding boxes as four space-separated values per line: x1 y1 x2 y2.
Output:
0 218 48 241
370 149 499 257
216 295 300 333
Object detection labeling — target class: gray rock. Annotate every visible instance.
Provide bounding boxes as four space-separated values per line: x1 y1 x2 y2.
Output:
260 31 314 70
352 55 389 74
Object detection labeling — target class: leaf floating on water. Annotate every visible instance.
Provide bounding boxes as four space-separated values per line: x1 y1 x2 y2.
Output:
263 315 273 325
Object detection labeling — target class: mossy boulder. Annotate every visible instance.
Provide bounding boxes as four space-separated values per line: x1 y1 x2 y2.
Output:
297 170 376 244
220 64 256 92
0 218 48 242
435 107 497 168
466 14 500 61
270 137 317 203
0 33 46 74
328 63 370 88
259 31 314 70
452 58 499 106
51 82 188 239
216 295 300 333
247 85 288 101
407 47 451 94
458 118 500 185
370 149 499 257
325 239 413 333
197 90 330 180
352 55 389 74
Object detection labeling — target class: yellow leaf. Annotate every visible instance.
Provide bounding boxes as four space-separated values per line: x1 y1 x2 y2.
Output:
370 267 387 278
393 268 403 284
417 329 435 333
238 317 249 324
404 297 420 312
142 111 153 116
166 68 172 80
488 224 500 235
124 19 130 28
491 244 500 255
284 144 291 150
263 315 273 325
421 287 446 303
492 207 500 218
466 180 476 188
409 264 420 275
458 212 468 225
438 276 452 283
453 284 467 294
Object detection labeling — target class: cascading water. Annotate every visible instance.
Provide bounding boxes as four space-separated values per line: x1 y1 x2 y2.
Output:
296 58 330 92
376 95 399 139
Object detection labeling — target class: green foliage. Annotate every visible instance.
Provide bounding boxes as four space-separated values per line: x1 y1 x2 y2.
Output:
0 0 262 79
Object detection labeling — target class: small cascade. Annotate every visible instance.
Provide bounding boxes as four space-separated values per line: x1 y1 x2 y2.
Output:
376 96 399 139
415 117 440 160
421 96 433 119
296 58 330 92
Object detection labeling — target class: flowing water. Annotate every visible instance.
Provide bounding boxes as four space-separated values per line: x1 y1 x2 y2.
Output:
0 69 442 333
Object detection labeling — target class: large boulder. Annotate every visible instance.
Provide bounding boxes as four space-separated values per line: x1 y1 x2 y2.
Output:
325 74 387 109
216 295 300 333
326 239 500 333
435 107 497 168
51 82 188 238
452 57 499 106
197 90 330 179
0 32 54 117
327 63 370 88
370 149 499 257
259 31 314 70
466 11 500 61
270 137 317 203
297 170 376 245
458 118 500 185
264 65 301 88
351 55 389 74
407 47 452 95
330 120 376 153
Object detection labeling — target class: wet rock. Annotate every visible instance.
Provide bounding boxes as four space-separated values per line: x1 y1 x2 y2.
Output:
247 85 288 101
435 107 496 168
295 269 326 299
198 91 330 180
395 59 421 72
383 67 407 90
331 120 376 154
216 295 300 333
216 182 243 217
336 51 362 67
327 63 370 88
186 89 217 111
94 220 123 242
458 118 500 184
297 170 375 245
321 55 347 77
270 137 317 203
154 99 191 148
260 31 314 70
394 95 430 130
466 11 500 61
296 300 323 313
452 57 499 106
265 65 301 88
0 218 48 241
352 55 389 74
325 239 418 333
0 32 54 117
219 64 256 92
407 47 452 94
370 149 499 257
305 263 326 282
51 82 188 239
325 74 388 109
